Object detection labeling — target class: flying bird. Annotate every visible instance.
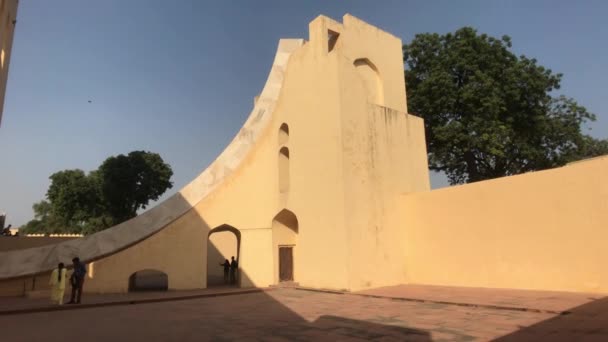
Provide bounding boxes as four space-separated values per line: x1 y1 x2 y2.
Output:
88 100 92 103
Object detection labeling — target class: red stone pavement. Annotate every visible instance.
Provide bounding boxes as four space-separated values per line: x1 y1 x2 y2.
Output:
354 284 605 313
0 285 607 341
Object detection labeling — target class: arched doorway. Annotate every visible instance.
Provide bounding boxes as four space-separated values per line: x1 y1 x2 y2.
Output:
272 209 299 284
207 224 241 287
128 269 168 292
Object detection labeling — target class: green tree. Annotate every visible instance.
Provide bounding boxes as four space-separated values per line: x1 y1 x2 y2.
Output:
20 200 64 234
98 151 173 225
22 151 173 235
47 169 102 229
403 27 608 184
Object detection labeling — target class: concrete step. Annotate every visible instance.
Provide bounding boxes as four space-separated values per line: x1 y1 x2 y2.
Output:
270 281 300 288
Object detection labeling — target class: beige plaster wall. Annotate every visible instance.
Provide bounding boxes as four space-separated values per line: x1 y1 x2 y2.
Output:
238 228 273 288
227 14 430 292
402 156 608 294
341 106 429 291
268 22 349 290
322 14 429 291
86 208 206 293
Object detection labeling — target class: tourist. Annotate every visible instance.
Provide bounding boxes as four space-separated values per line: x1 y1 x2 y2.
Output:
48 263 67 305
219 259 230 284
1 224 11 236
67 257 87 304
230 256 238 285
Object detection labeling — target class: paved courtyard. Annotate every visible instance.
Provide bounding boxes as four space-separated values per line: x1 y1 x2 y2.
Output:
1 287 607 341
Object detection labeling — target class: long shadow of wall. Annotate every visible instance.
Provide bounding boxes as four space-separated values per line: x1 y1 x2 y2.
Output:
1 285 433 341
494 296 608 341
309 316 431 341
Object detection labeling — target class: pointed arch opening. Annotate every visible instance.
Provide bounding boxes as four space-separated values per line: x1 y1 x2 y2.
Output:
272 209 299 284
207 224 241 287
354 58 384 105
279 123 289 145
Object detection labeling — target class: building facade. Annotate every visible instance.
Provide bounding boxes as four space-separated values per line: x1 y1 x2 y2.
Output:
0 14 607 297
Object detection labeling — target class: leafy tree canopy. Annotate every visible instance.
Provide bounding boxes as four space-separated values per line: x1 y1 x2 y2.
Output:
22 151 173 235
404 27 608 184
99 151 174 224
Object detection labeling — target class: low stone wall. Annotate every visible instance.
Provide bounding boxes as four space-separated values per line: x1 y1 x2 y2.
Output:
0 237 79 252
402 156 608 294
0 273 51 297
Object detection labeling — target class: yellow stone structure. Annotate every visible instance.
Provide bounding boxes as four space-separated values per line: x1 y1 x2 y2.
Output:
0 0 17 126
1 14 607 297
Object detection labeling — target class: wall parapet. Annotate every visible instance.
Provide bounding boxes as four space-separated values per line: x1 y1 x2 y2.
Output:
401 155 608 293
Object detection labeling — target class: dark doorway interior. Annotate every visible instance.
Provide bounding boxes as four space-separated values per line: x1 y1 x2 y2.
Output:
279 246 294 282
129 270 168 292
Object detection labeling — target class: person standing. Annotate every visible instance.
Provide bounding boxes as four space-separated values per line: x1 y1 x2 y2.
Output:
67 257 87 304
219 259 230 284
229 256 238 285
48 263 67 305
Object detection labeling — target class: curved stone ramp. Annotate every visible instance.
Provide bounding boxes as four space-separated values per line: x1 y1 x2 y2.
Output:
0 39 305 280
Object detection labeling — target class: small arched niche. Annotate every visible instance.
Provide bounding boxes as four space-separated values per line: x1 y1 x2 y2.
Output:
353 58 384 105
272 209 299 283
279 123 289 145
128 269 168 292
279 147 290 193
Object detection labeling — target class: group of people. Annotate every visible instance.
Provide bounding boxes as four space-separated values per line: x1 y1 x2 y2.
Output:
48 257 87 305
219 256 238 285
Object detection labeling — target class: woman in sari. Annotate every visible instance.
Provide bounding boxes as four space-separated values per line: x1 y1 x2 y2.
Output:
49 262 67 305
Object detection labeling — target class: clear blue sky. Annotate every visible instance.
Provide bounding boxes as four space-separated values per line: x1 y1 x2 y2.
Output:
1 0 607 226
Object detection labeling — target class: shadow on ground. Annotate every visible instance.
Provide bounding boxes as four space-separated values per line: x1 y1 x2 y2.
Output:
0 289 433 341
310 315 431 341
494 296 608 341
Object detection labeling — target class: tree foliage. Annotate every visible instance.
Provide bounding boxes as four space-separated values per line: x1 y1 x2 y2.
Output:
403 27 608 184
47 169 102 228
99 151 174 224
20 200 66 234
21 151 173 235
